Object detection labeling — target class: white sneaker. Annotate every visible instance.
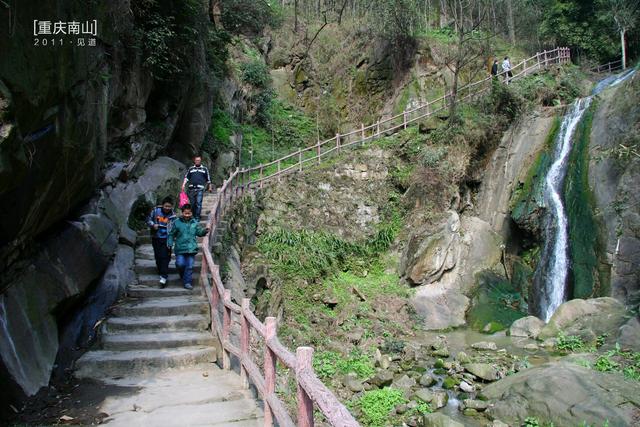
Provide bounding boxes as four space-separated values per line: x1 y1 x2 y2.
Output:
159 277 167 286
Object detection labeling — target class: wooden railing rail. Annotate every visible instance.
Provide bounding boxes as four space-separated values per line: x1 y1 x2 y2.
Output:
589 59 623 74
200 47 572 427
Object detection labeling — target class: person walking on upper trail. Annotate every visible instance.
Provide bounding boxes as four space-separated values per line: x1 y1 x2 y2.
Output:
491 59 499 78
182 156 212 221
167 204 210 290
502 56 513 84
147 196 176 288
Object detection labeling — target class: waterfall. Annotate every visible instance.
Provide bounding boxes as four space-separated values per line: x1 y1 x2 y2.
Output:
536 68 637 322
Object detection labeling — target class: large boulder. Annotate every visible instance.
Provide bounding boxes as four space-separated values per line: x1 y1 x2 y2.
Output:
484 362 640 426
423 413 464 427
406 214 502 330
509 316 545 339
618 317 640 352
538 297 628 340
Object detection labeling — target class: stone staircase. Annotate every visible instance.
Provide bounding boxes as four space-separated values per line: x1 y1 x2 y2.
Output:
74 194 264 426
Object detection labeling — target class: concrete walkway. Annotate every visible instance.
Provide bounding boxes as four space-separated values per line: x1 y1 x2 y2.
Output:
73 195 263 426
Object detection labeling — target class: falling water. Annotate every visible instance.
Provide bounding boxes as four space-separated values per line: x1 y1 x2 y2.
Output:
536 68 637 322
536 98 591 322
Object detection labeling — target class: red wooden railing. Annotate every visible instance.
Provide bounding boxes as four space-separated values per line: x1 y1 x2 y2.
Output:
200 46 572 427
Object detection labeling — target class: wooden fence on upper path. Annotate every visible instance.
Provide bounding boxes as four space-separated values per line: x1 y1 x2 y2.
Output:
199 46 572 427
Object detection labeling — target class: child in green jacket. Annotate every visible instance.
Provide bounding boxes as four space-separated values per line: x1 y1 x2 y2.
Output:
167 204 210 289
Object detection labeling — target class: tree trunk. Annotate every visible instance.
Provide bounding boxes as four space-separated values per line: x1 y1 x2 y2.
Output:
621 28 627 70
440 0 447 28
294 0 299 32
506 0 516 44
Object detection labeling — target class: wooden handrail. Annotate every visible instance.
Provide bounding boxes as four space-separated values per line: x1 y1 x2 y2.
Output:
201 46 572 427
589 59 623 74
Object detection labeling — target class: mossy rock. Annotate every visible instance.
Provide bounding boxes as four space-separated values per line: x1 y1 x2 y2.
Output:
442 376 459 389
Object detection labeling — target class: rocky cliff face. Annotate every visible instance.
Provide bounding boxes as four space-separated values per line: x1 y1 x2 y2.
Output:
0 0 216 408
589 72 640 311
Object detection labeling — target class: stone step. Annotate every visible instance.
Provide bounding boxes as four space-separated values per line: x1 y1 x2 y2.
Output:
112 296 209 317
105 314 210 334
136 273 183 288
135 245 203 261
74 346 216 379
134 258 202 275
102 398 263 426
138 235 206 245
127 284 202 298
102 331 215 351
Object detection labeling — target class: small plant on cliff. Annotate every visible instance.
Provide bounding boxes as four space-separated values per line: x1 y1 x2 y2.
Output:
556 333 586 352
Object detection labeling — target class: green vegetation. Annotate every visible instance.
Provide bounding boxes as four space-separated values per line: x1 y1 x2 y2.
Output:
564 102 610 299
313 350 375 380
556 333 590 352
355 388 407 427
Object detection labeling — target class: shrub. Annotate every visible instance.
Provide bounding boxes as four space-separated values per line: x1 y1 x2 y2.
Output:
241 60 271 88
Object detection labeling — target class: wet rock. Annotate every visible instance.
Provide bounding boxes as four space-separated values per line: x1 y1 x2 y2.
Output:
455 351 471 364
431 391 449 409
541 338 557 349
523 343 539 351
423 413 464 427
490 420 509 427
464 363 499 381
442 376 458 389
509 316 545 339
419 373 436 387
463 399 488 411
484 361 640 426
414 388 434 403
434 358 445 369
459 381 474 393
392 374 417 395
395 403 408 414
463 408 478 416
617 317 640 352
370 370 394 387
471 341 497 351
343 375 365 392
538 297 628 340
432 347 450 358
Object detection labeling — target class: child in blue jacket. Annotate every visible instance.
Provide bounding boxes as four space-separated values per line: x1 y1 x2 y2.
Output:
147 197 176 287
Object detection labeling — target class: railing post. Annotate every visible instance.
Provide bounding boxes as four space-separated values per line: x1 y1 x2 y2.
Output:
296 347 314 427
316 139 321 165
264 317 277 427
298 149 303 172
277 159 281 182
336 132 341 152
426 101 430 116
222 289 232 370
523 58 527 75
361 123 365 143
376 120 380 136
608 63 612 73
543 50 547 67
211 264 220 307
403 111 407 129
240 298 250 389
537 52 541 70
259 165 264 189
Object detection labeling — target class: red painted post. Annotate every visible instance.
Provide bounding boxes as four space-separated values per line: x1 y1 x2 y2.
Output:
264 317 277 427
259 165 264 189
277 159 281 183
296 347 314 427
240 298 250 389
222 289 231 370
211 265 220 308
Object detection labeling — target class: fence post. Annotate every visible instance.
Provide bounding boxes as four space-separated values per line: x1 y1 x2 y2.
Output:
298 149 302 172
259 165 264 189
361 123 365 143
537 52 541 70
296 347 315 427
277 159 281 182
240 298 250 389
376 120 380 136
211 264 220 308
222 289 232 370
523 58 527 75
264 317 277 427
316 139 321 165
608 63 612 73
543 50 547 67
336 132 341 152
403 111 408 129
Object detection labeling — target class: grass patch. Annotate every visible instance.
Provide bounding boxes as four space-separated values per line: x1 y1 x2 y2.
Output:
313 349 375 380
355 388 407 427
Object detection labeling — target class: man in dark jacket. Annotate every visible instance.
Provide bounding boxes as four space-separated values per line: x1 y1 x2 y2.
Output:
147 197 176 287
167 204 210 290
182 156 212 221
491 59 499 78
